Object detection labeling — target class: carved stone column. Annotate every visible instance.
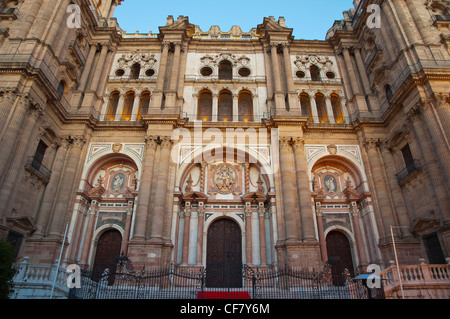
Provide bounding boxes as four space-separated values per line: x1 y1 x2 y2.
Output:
245 207 253 265
418 99 450 194
258 208 267 266
0 90 16 132
149 137 173 243
282 44 299 113
0 104 42 215
433 93 450 142
152 42 170 110
79 203 98 266
33 138 70 237
181 207 191 265
132 136 157 240
315 205 327 263
196 207 205 265
48 135 87 238
379 140 413 236
363 138 397 240
130 92 142 121
0 95 31 177
121 204 134 255
292 138 316 242
408 107 450 222
279 137 300 243
89 43 110 92
350 206 368 269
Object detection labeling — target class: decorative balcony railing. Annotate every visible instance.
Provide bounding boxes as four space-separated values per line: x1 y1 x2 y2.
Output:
396 159 422 185
25 156 52 184
381 259 450 299
11 257 70 299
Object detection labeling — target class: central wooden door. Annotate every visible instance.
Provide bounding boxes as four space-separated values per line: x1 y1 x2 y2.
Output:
92 229 122 276
326 230 355 285
206 219 242 288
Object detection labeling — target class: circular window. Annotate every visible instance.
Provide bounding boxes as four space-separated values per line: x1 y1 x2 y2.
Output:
238 67 251 77
326 72 336 79
200 67 213 77
145 69 155 77
296 71 306 78
115 69 125 77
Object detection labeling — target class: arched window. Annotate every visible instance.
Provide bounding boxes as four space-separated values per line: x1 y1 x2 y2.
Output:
106 91 120 121
331 94 345 124
139 91 151 118
310 65 321 81
238 91 253 122
315 93 328 123
218 60 233 80
57 81 65 100
218 90 232 121
300 93 312 122
385 84 393 103
121 92 135 121
130 63 141 79
197 90 213 121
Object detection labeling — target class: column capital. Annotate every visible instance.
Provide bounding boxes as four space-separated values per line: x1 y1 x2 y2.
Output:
0 89 17 103
160 136 173 149
62 135 86 149
350 206 360 217
279 136 292 149
362 138 379 151
98 42 112 51
145 135 158 149
315 206 323 217
70 135 87 149
292 137 306 149
433 92 450 107
184 207 192 217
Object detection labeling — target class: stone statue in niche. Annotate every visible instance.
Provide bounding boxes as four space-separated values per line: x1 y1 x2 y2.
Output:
112 173 125 191
324 175 337 193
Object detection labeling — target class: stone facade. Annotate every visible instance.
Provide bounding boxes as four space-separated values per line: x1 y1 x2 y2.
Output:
0 0 449 278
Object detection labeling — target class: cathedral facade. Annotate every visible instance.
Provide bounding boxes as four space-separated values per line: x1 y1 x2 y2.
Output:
0 0 449 279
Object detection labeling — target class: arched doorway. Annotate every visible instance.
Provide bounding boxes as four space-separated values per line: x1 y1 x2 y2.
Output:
206 218 242 288
326 230 355 285
92 229 122 276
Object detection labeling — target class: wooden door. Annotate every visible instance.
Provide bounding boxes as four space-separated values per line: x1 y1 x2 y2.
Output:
326 231 355 285
92 229 122 276
206 219 242 288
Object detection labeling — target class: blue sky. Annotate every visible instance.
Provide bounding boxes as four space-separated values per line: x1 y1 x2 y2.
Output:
114 0 355 40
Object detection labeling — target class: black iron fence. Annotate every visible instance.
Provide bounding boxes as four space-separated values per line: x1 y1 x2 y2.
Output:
69 257 383 300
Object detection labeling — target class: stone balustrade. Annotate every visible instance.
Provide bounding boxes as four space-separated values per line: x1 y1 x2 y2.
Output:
381 258 450 299
11 257 70 299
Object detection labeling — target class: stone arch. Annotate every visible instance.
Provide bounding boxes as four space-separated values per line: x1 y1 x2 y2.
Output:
84 153 139 192
238 90 253 122
311 154 365 195
105 90 120 120
80 147 143 192
218 60 233 80
197 89 213 121
218 89 233 121
129 62 141 79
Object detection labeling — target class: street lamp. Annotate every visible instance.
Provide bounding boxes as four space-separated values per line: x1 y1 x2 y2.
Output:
390 225 409 299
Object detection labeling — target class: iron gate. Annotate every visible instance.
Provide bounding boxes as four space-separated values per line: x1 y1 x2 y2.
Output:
69 256 382 299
